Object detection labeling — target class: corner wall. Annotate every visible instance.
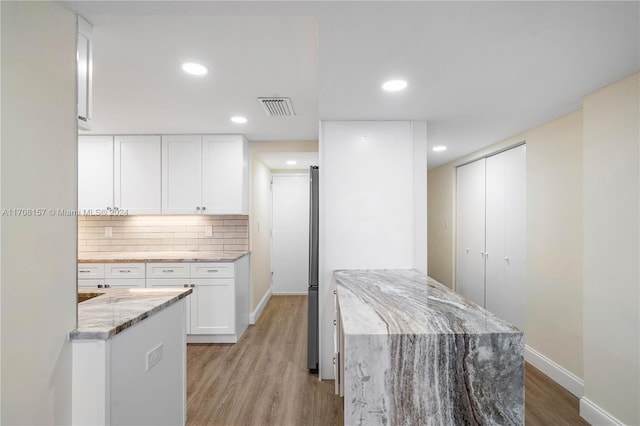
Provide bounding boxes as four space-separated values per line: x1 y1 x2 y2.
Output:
0 2 77 424
427 109 584 381
249 154 272 314
582 72 639 426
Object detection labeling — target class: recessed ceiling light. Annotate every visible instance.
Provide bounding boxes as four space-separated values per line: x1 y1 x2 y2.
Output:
230 116 248 124
286 160 297 165
182 62 208 76
433 146 447 152
382 79 408 92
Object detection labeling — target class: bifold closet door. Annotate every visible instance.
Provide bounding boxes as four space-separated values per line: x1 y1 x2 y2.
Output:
455 158 486 307
485 145 526 331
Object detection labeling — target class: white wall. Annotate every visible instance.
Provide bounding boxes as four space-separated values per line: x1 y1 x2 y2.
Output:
319 120 427 379
0 2 77 424
582 73 639 426
249 153 272 315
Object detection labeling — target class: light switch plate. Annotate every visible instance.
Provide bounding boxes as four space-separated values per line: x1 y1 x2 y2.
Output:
146 342 163 371
205 226 213 237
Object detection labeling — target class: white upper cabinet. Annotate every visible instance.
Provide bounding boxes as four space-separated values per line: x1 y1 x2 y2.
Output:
115 136 161 214
78 136 113 211
161 135 203 214
77 16 93 130
162 135 248 215
202 135 249 214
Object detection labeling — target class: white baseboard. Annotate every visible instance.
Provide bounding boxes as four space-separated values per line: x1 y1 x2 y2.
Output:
525 345 584 398
187 335 237 344
250 288 272 324
580 397 624 426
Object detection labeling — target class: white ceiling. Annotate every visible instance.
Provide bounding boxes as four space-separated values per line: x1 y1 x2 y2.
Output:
65 1 640 169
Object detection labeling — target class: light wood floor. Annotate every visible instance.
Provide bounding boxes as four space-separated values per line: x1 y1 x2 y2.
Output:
187 295 586 426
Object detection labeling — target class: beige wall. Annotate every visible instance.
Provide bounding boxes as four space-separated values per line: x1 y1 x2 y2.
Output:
0 2 77 423
582 73 639 425
249 154 273 311
78 215 248 255
427 109 584 379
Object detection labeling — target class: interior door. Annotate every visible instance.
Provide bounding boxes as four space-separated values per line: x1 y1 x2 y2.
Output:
271 174 310 294
486 145 526 331
455 158 486 307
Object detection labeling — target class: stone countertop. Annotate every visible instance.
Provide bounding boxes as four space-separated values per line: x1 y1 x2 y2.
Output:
71 288 192 340
334 269 520 336
334 269 524 425
77 251 250 263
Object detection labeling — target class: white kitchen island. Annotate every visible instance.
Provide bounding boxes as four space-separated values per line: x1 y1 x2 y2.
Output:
71 288 191 426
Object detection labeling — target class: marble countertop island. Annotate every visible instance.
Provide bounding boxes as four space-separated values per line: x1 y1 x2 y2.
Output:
71 287 192 340
334 269 524 425
78 251 249 263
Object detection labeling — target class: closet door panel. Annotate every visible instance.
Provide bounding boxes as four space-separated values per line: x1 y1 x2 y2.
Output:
503 145 526 331
485 145 526 331
455 159 486 307
485 153 507 320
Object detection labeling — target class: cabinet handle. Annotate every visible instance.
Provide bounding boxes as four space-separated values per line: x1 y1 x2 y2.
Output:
118 270 131 273
202 206 206 211
79 270 91 273
207 269 218 273
183 284 189 288
162 269 174 273
191 284 196 288
196 207 201 211
97 284 103 288
105 284 110 288
333 290 337 295
504 257 510 265
333 319 337 326
333 357 336 365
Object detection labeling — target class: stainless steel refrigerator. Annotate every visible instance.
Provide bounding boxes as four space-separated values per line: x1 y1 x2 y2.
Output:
307 165 319 373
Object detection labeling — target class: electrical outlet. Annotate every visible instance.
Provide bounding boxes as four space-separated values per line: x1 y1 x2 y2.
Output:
146 343 163 371
205 226 213 237
104 226 112 237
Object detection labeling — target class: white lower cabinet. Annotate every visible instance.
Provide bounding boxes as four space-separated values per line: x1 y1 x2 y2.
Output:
78 263 145 289
79 257 250 343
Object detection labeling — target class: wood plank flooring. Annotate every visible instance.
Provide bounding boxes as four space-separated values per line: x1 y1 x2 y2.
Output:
187 295 586 426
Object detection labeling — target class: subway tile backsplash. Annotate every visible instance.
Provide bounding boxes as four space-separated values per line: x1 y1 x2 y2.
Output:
78 215 249 255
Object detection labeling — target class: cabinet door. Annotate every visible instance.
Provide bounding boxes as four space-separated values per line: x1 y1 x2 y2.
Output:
162 135 202 214
147 279 192 334
455 158 486 307
78 136 113 211
114 136 161 214
77 16 92 130
190 279 235 335
202 135 248 214
485 145 526 331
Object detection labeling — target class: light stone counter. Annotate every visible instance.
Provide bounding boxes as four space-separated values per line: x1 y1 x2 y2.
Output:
71 288 192 340
78 251 249 263
334 269 524 426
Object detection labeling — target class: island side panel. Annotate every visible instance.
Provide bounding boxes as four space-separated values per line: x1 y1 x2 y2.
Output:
344 332 524 426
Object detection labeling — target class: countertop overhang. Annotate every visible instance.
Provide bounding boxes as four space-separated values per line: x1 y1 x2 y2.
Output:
71 287 192 340
78 251 250 263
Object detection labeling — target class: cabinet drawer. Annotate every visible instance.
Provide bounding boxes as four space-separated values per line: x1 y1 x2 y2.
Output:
105 278 146 289
78 279 104 288
105 263 145 279
146 278 192 289
190 263 234 279
78 263 104 279
146 263 190 279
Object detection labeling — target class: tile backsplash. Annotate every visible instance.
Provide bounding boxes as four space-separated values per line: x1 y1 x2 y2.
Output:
78 215 249 254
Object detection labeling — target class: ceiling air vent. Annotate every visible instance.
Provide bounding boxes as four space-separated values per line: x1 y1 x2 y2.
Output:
257 97 296 117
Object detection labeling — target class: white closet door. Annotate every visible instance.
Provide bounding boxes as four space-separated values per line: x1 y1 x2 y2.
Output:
455 158 486 307
485 145 526 331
